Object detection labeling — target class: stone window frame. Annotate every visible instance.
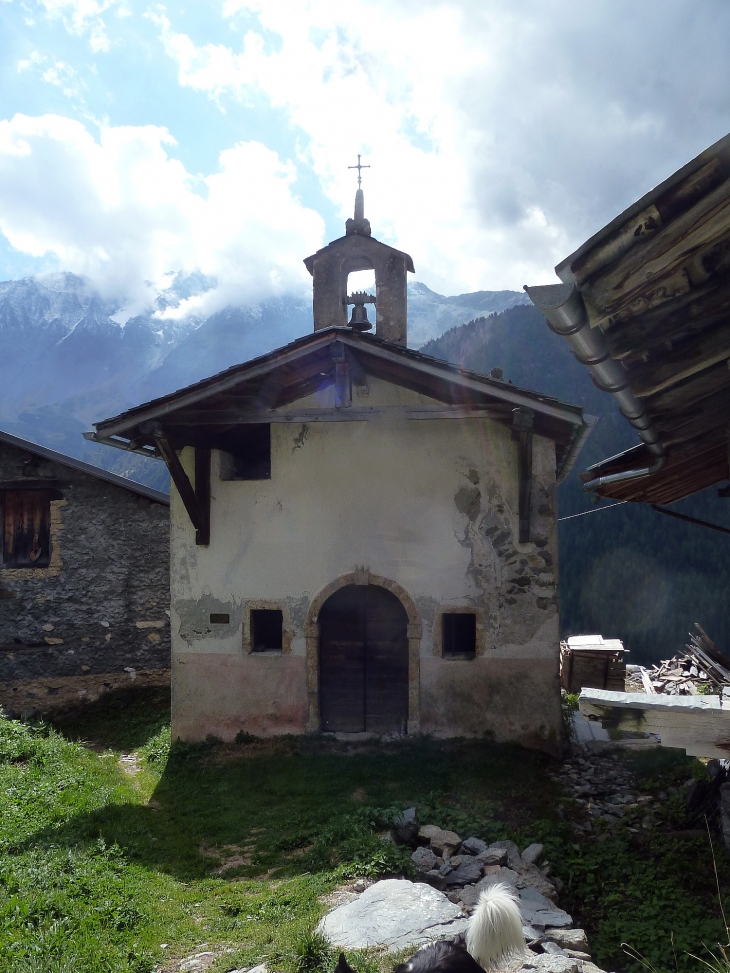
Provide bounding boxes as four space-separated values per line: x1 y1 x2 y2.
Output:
242 599 293 656
0 499 66 581
433 606 485 659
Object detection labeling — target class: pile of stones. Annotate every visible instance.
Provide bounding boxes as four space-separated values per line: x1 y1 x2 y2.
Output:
386 811 608 973
548 751 684 834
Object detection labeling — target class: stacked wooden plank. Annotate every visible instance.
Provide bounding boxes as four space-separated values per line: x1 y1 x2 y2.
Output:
634 623 730 695
560 635 628 693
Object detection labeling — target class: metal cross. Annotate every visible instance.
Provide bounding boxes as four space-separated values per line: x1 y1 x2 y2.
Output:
348 154 370 187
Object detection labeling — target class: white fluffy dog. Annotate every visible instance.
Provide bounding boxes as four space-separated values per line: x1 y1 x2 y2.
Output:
334 883 525 973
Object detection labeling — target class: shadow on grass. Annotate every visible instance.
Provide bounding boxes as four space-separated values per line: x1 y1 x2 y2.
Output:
16 736 558 883
54 685 170 752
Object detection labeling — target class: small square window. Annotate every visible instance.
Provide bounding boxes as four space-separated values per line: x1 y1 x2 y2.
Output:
210 613 230 624
1 490 52 568
251 609 283 652
220 425 271 481
442 613 476 659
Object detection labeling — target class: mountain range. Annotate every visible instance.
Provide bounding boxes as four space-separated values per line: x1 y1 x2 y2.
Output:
2 271 728 662
0 273 528 488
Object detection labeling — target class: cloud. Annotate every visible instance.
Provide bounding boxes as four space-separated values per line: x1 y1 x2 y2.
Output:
0 114 324 318
18 52 87 101
4 0 730 305
37 0 119 52
149 0 730 293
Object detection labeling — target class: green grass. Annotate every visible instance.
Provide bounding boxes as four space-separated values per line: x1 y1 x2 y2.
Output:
1 692 729 973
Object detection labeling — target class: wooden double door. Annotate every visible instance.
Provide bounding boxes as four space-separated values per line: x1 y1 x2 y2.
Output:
319 584 409 734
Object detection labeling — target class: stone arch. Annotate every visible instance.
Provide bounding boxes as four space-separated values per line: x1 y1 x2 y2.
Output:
304 570 421 734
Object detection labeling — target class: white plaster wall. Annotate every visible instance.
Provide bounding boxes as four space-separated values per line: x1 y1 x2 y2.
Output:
170 376 562 748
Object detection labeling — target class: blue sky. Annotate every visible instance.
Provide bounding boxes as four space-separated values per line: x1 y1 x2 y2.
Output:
1 0 730 319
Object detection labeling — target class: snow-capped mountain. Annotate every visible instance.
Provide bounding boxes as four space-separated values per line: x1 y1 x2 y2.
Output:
0 272 528 486
407 282 529 347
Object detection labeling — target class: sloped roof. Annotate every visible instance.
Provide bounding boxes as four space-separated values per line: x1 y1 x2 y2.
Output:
0 429 169 504
92 326 592 480
303 234 416 274
541 131 730 502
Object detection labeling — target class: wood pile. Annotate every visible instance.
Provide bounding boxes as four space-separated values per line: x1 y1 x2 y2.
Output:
632 623 730 695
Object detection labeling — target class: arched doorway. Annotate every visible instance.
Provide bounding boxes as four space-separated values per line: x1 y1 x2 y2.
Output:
319 584 409 734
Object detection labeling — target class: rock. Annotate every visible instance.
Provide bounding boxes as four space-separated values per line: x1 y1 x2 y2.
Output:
542 942 567 955
449 856 463 868
478 867 519 889
518 888 573 929
411 846 439 872
438 862 453 877
534 956 580 973
457 885 480 910
422 869 447 891
580 963 609 973
487 840 522 870
544 930 589 952
179 952 218 972
1 708 19 720
523 925 544 944
564 951 591 961
445 857 483 887
462 837 488 856
516 864 558 902
317 878 469 951
520 888 555 911
477 847 509 866
20 706 39 722
522 843 545 866
394 808 419 846
419 825 462 857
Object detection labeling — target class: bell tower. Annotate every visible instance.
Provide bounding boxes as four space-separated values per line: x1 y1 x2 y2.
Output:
303 157 415 346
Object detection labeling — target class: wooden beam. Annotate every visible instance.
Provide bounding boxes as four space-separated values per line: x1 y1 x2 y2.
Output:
194 447 210 546
162 406 512 425
579 688 730 759
331 342 351 408
582 177 730 324
656 387 730 446
645 359 730 415
607 286 730 363
154 432 202 533
512 407 534 544
629 321 730 397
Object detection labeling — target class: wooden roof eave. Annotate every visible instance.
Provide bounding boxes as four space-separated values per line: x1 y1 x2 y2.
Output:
94 329 586 444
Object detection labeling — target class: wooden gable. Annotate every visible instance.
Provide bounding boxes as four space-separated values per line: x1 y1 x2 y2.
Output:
91 327 591 544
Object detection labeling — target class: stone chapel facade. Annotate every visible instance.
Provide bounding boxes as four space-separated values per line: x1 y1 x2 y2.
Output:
92 192 592 753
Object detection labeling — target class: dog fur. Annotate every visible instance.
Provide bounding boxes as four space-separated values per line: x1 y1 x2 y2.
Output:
334 883 525 973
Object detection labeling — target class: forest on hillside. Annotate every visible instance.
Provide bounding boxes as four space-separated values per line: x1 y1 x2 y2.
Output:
422 304 730 666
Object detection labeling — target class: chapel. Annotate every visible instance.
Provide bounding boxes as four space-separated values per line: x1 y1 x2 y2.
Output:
91 177 593 753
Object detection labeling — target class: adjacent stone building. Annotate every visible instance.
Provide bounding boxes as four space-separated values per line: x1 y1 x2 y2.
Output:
0 430 170 715
91 191 593 752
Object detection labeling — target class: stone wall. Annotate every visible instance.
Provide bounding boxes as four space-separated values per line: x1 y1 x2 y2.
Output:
0 441 170 698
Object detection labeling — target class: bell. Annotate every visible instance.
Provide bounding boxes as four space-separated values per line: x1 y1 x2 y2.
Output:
348 303 372 331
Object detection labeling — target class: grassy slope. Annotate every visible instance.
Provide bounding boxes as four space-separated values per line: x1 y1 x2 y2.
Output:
1 689 729 973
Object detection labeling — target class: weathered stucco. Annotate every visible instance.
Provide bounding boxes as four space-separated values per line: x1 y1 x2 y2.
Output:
0 440 170 713
170 374 562 751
